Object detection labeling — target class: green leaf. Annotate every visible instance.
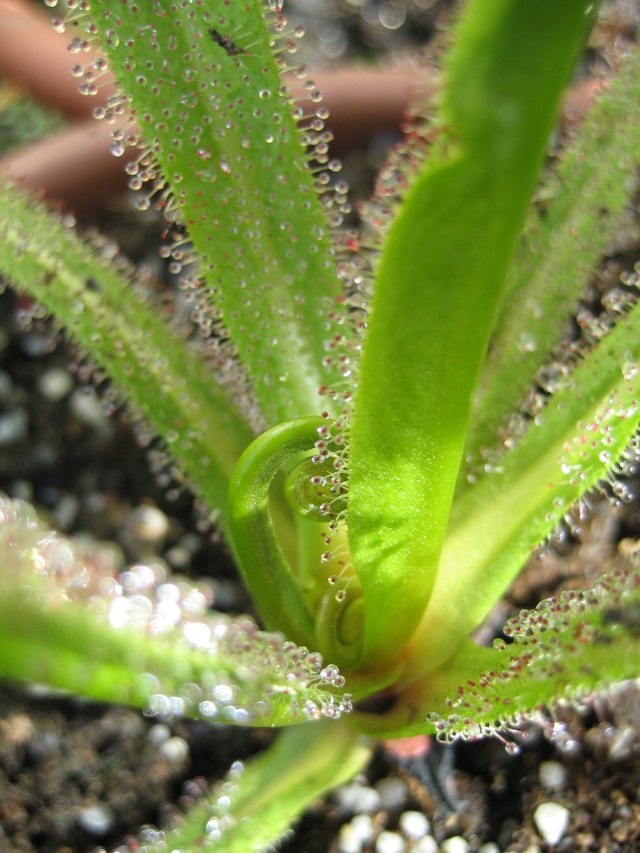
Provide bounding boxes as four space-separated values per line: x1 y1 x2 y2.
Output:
82 0 344 425
425 566 640 745
406 290 640 680
465 47 640 474
0 181 254 534
228 417 327 647
430 565 640 745
0 493 351 727
347 0 594 669
354 565 640 739
145 720 372 853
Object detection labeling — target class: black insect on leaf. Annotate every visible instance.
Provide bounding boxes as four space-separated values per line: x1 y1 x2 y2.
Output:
208 28 246 57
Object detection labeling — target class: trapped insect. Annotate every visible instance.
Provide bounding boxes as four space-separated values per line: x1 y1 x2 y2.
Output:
207 28 246 56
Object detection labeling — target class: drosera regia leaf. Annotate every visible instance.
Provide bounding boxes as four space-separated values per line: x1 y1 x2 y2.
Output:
0 180 255 535
227 416 391 691
70 0 348 426
424 564 640 747
228 416 327 649
0 493 352 727
346 0 595 671
123 720 372 853
406 284 640 681
465 45 640 477
354 564 640 741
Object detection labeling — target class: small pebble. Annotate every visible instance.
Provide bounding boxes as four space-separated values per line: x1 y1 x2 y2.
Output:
165 544 192 570
148 723 172 744
478 844 501 853
210 577 244 610
337 823 363 853
177 532 204 555
412 837 438 853
158 735 189 763
36 367 74 401
608 725 637 763
350 815 375 844
77 802 116 835
127 505 170 542
1 713 33 746
69 389 110 428
20 332 52 358
533 802 570 846
335 783 382 815
375 830 406 853
375 777 409 810
441 837 470 853
0 409 28 446
399 810 430 840
51 492 80 530
538 761 568 791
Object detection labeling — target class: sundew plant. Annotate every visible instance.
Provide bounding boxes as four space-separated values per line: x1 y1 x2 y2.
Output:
2 0 640 849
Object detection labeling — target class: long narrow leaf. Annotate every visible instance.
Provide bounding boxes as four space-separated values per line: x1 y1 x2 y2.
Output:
81 0 345 425
145 720 371 853
347 0 594 668
407 291 640 678
362 566 640 740
0 182 254 533
465 48 640 473
0 493 351 726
